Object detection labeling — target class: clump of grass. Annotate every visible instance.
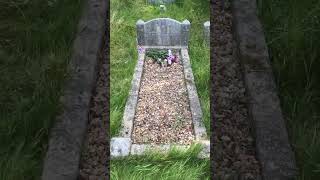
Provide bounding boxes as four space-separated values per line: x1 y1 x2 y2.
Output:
110 0 210 137
0 0 83 179
257 0 320 179
111 144 209 180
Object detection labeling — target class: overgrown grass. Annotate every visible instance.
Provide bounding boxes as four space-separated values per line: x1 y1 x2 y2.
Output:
257 0 320 179
111 144 210 180
110 0 210 137
0 0 83 179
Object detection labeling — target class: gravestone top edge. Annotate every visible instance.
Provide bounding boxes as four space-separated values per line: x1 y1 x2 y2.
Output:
137 18 186 24
136 18 189 25
136 17 190 46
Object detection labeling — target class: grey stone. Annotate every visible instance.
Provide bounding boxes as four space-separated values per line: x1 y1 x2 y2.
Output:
245 71 297 180
232 0 271 72
41 0 107 180
136 18 190 47
231 0 298 179
131 144 173 155
181 48 207 140
203 21 210 45
120 52 145 137
130 142 209 159
148 0 175 4
111 137 132 157
197 140 210 159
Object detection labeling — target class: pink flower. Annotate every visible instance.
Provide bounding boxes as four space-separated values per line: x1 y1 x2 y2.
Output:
168 55 175 61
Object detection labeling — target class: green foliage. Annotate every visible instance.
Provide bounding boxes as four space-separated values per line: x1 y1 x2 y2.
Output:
146 49 168 61
257 0 320 179
0 0 83 179
111 144 210 180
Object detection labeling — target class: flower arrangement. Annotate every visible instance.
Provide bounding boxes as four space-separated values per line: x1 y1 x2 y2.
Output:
146 49 179 67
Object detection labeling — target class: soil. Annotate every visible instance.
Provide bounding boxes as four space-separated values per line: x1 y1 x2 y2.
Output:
211 0 261 179
78 40 109 180
132 56 194 145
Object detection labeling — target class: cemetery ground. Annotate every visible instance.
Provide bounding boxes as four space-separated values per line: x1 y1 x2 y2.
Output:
110 0 210 179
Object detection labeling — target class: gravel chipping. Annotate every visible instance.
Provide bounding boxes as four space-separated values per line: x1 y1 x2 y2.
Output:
212 0 261 179
132 54 195 145
79 43 108 180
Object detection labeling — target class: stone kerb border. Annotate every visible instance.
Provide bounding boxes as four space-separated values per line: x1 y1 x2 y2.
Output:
119 52 146 138
136 18 190 47
231 0 297 179
111 47 209 159
41 0 107 180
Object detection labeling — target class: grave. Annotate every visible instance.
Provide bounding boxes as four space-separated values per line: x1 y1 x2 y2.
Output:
111 18 209 158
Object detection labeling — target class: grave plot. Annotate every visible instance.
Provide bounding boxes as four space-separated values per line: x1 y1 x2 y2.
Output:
111 18 209 158
132 49 194 145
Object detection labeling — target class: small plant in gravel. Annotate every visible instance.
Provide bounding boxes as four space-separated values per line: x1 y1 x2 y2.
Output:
146 49 179 67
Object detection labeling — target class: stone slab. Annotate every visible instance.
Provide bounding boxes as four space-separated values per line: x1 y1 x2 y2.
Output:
245 71 297 180
232 0 271 72
181 48 207 141
197 140 210 159
130 142 210 159
119 52 145 137
111 137 132 157
231 0 297 179
41 0 107 180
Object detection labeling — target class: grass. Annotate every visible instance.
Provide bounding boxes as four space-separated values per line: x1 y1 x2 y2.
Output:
257 0 320 179
0 0 83 179
111 144 210 180
110 0 210 137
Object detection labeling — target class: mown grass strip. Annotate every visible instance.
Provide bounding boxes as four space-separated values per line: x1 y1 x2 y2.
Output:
111 144 210 180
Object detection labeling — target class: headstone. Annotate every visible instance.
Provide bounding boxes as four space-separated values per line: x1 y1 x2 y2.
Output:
203 21 210 45
136 18 190 47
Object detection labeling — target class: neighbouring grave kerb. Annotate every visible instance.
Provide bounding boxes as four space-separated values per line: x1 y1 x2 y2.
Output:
41 0 107 179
